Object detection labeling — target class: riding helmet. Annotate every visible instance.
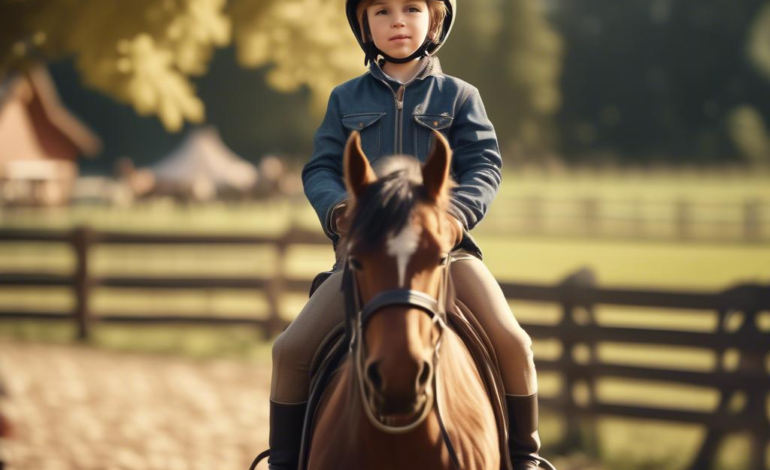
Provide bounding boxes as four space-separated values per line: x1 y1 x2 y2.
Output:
345 0 456 64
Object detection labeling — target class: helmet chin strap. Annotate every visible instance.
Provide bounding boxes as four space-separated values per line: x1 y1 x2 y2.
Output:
363 17 434 66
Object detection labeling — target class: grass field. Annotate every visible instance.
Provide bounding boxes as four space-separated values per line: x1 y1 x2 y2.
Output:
0 170 768 470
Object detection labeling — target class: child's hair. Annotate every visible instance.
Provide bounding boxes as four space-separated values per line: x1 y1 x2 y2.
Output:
356 0 449 44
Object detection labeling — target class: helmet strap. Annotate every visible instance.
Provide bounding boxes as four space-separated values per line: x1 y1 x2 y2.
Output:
362 16 434 66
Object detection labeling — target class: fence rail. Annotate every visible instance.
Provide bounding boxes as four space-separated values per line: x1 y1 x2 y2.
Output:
0 227 768 470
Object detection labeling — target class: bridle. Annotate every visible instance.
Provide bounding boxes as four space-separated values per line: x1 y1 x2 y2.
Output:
342 248 462 469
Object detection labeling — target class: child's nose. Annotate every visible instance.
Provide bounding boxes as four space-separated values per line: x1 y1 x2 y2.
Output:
391 14 406 27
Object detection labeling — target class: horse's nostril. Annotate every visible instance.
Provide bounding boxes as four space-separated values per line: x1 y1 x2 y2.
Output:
417 361 431 388
366 362 382 389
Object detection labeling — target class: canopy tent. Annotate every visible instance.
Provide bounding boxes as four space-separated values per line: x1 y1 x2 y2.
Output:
151 126 257 193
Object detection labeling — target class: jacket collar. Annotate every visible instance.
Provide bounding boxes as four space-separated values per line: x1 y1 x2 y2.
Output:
368 55 443 86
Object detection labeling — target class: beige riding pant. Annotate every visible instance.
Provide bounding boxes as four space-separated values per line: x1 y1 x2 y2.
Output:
270 251 538 404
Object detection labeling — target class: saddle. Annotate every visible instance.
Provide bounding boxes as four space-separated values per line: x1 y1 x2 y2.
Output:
297 267 512 470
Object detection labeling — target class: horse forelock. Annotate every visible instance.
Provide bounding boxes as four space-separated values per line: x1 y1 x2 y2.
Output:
349 155 453 252
349 157 422 250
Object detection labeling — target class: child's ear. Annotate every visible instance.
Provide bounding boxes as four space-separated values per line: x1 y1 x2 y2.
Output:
344 131 377 204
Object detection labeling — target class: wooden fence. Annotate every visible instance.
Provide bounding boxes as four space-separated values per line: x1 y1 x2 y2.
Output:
0 227 768 470
485 196 769 244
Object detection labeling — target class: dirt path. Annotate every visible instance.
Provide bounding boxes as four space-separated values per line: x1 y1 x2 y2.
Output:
0 341 271 470
0 340 599 470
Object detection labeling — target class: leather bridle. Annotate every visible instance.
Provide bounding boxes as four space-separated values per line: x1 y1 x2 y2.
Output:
342 250 461 469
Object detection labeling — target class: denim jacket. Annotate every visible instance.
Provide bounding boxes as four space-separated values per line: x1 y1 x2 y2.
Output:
301 56 502 260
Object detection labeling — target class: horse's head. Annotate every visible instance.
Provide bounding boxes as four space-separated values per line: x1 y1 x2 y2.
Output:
341 130 457 430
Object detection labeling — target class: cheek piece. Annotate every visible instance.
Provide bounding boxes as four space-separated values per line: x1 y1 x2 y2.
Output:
363 16 434 66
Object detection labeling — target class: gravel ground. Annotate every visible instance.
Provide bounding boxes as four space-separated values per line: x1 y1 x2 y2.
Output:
0 340 602 470
0 341 271 470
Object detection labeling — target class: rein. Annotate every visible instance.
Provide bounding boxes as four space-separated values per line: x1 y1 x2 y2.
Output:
342 251 461 469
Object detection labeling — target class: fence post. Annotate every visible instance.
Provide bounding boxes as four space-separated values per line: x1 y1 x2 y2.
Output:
732 293 769 470
743 199 762 243
558 267 599 454
689 286 770 470
265 239 288 340
71 226 93 341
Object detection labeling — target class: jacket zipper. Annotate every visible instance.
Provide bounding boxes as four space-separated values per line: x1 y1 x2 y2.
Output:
371 67 423 154
396 85 405 153
370 75 402 154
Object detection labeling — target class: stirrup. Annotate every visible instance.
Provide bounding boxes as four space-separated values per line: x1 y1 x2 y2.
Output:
249 449 270 470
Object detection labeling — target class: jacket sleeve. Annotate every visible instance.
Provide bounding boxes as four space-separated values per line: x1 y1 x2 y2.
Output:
447 86 503 231
301 88 348 243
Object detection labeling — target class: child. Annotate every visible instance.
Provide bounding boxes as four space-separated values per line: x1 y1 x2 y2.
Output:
268 1 551 469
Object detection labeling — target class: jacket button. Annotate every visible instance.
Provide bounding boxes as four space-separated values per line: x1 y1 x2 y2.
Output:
433 121 439 127
359 122 364 128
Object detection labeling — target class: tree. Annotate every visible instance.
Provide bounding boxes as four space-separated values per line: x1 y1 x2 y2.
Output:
748 3 770 81
550 0 770 163
0 0 362 132
440 0 563 155
1 0 562 158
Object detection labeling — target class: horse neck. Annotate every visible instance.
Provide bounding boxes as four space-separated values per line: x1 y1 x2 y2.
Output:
435 328 501 469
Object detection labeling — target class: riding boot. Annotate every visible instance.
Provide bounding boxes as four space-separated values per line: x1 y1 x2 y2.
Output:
267 400 307 470
506 393 557 470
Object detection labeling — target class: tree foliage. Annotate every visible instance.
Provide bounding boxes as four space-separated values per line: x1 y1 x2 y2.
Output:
1 0 560 148
551 0 770 163
0 0 362 131
1 0 231 131
440 0 563 154
748 3 770 81
229 0 363 114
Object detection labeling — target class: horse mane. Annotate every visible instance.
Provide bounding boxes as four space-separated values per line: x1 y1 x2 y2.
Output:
348 155 455 250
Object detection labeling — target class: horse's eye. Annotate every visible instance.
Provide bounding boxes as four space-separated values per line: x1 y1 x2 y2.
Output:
349 258 363 271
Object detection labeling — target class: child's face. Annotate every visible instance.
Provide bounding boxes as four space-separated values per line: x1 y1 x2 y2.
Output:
366 0 431 61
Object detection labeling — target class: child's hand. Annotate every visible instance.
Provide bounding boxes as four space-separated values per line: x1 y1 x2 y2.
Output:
331 201 350 235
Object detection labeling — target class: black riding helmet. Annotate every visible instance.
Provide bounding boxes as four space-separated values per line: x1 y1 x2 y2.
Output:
346 0 456 65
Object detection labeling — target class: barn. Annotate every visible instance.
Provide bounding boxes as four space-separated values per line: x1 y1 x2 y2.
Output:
0 65 101 206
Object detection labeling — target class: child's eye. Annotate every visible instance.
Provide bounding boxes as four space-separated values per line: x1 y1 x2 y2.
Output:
407 7 421 12
375 8 388 15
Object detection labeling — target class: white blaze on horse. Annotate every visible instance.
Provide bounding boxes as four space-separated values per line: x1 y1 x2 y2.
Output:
306 131 504 470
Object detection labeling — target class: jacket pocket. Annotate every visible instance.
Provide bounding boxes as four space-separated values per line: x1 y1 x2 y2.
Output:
413 114 453 161
341 112 386 162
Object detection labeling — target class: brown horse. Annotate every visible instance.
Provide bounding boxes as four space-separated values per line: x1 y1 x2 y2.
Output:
306 131 504 470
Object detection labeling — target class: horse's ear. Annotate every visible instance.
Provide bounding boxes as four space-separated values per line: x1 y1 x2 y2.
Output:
422 130 452 201
344 131 377 202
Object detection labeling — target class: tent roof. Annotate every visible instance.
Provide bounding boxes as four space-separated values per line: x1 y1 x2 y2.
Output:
151 126 257 190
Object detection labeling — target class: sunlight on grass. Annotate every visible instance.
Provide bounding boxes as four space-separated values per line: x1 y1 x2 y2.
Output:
477 234 770 289
594 305 717 332
0 321 273 362
597 378 719 411
598 418 703 470
597 342 716 371
510 301 563 325
91 244 279 277
91 288 270 318
0 287 73 312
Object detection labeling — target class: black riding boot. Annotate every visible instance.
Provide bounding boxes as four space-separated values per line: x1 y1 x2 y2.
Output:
267 400 307 470
506 393 557 470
